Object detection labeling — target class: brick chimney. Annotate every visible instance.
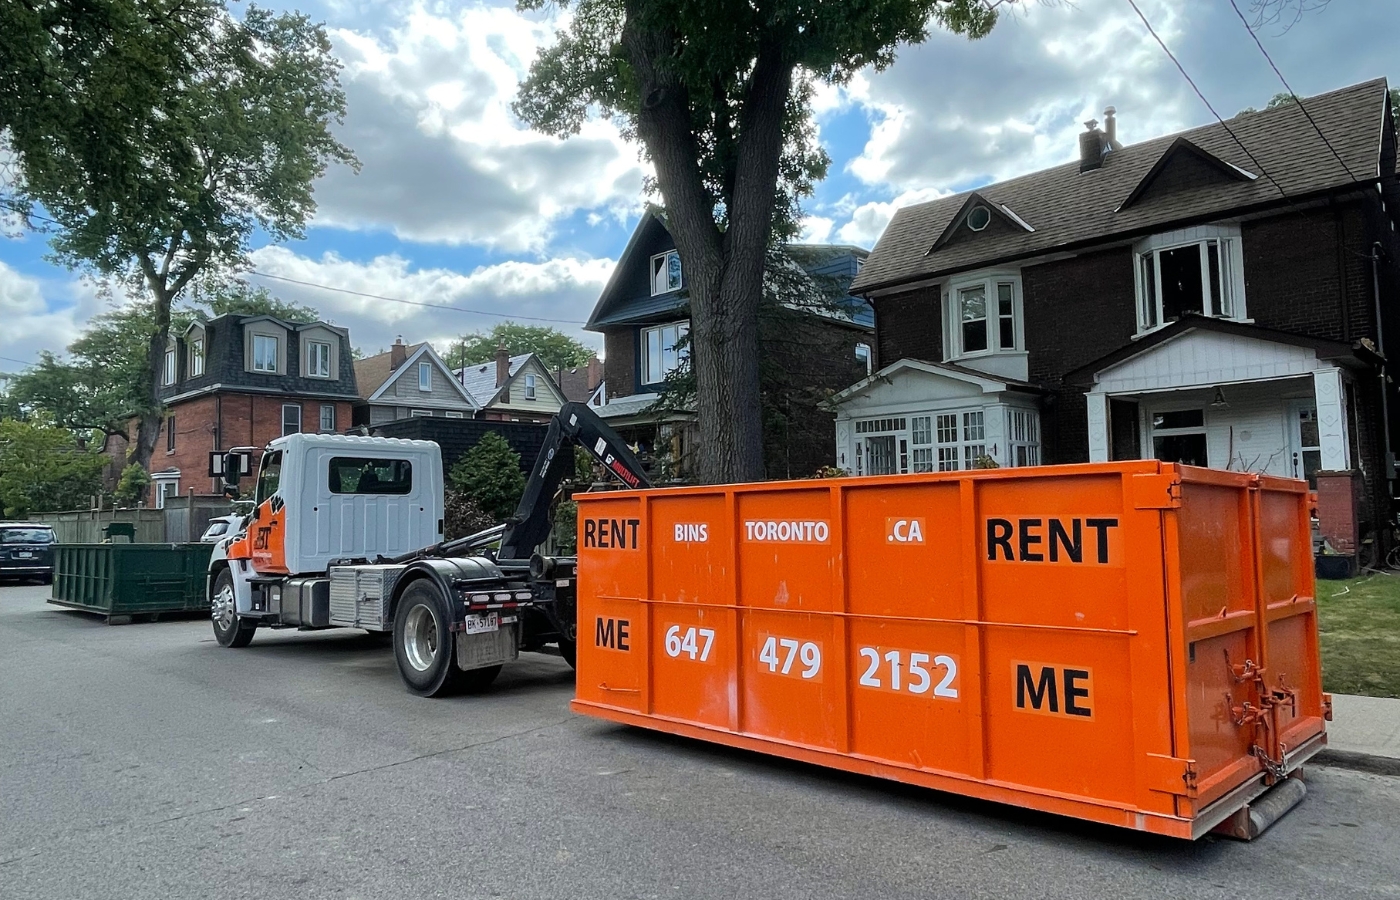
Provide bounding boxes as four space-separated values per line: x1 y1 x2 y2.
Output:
495 342 511 402
390 336 407 371
586 354 603 390
1079 119 1106 173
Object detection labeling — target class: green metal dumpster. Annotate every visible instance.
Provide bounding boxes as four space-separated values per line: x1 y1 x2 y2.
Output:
49 543 212 623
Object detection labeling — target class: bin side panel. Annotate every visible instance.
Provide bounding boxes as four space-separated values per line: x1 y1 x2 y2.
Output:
1257 485 1325 754
842 481 964 619
649 494 731 606
739 610 842 748
1176 480 1262 801
649 601 736 729
736 488 836 612
576 494 647 713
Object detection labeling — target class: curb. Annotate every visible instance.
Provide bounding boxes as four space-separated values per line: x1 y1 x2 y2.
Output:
1312 748 1400 778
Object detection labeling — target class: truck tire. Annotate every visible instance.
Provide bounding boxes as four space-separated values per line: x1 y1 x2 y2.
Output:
211 568 257 648
394 580 462 697
557 638 577 669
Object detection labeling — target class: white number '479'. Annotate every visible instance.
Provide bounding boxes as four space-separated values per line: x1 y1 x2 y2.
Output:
858 647 958 698
664 625 715 661
759 636 821 679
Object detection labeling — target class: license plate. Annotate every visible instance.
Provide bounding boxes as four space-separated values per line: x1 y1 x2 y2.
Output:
465 612 499 635
16 552 32 558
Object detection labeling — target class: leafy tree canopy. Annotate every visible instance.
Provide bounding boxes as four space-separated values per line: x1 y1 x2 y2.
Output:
515 0 995 482
1 0 355 473
448 433 526 521
0 419 108 517
444 323 594 372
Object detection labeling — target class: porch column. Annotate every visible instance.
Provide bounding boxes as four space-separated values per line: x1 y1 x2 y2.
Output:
1086 391 1110 463
1313 367 1350 470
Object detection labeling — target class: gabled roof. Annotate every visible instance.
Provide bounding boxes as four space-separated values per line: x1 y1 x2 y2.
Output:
586 208 677 330
928 192 1035 253
357 342 478 408
1063 314 1380 387
853 78 1393 294
454 352 564 407
1116 137 1256 211
829 357 1044 407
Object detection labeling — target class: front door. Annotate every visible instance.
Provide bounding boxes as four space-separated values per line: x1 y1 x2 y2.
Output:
1287 401 1322 487
865 435 898 475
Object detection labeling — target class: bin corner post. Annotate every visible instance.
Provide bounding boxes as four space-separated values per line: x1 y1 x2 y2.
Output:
957 476 988 781
640 492 654 717
726 488 743 735
829 481 852 755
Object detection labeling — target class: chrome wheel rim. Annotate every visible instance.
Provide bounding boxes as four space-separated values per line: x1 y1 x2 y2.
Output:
212 583 236 631
403 603 439 672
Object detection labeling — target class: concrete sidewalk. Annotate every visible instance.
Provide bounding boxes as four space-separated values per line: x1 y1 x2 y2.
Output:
1318 693 1400 775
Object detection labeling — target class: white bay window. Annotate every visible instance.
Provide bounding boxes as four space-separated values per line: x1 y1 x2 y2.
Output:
945 272 1022 360
852 406 1038 475
1135 225 1246 333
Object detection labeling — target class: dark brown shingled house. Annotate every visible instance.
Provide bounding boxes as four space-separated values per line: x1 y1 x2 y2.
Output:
833 78 1400 571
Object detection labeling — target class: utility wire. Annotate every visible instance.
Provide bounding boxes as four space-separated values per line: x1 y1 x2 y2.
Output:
244 270 588 326
1226 0 1362 183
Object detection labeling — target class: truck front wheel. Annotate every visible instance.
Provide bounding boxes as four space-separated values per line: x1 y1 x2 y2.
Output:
394 581 462 697
211 569 257 648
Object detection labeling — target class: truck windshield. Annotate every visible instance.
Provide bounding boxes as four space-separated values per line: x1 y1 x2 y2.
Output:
255 451 283 506
328 457 413 494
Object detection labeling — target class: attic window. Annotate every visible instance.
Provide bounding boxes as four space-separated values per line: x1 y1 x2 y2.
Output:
966 206 992 232
651 250 682 295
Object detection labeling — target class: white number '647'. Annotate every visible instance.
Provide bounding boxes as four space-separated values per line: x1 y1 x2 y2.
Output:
664 625 715 661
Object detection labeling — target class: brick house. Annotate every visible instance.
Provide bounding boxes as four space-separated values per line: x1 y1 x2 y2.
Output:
587 209 874 479
836 78 1400 565
133 313 359 505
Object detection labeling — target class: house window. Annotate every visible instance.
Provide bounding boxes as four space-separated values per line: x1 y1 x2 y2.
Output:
418 361 432 391
281 403 301 436
306 340 331 378
163 348 177 385
855 343 872 375
166 416 176 452
1135 227 1245 332
910 416 934 472
319 404 335 433
253 335 278 373
410 408 433 417
962 411 987 469
1150 408 1208 467
945 273 1021 359
524 373 537 400
444 411 465 419
651 250 683 295
189 338 204 377
1008 408 1041 467
642 322 689 385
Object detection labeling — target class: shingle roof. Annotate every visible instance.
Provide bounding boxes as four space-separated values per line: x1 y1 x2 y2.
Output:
454 353 533 406
353 343 426 398
852 78 1392 294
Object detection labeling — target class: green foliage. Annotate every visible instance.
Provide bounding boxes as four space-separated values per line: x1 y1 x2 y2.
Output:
113 463 152 508
0 419 108 517
1 0 356 473
448 433 527 521
1243 88 1400 133
443 489 497 541
444 323 594 372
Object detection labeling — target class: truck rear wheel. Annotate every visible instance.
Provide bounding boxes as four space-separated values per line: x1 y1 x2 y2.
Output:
211 569 257 648
394 580 462 697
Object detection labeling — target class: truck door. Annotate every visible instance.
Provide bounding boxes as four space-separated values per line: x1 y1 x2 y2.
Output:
250 449 289 574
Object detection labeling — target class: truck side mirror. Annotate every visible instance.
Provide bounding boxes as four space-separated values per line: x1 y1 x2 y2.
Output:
222 452 242 488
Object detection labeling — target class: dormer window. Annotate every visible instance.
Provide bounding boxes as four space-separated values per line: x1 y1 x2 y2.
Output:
252 334 279 373
944 272 1022 359
306 340 331 378
651 250 682 295
1135 225 1246 333
163 347 177 385
189 337 204 377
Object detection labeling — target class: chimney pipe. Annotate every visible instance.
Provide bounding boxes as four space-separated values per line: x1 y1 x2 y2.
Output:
1103 106 1122 151
389 336 406 371
1079 118 1106 173
495 342 510 389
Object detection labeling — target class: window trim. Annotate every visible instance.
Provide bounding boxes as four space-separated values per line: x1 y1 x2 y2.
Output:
281 403 301 436
188 337 204 378
1145 405 1209 466
319 403 335 433
524 373 537 400
409 408 433 417
306 340 332 378
418 361 432 392
855 342 873 376
166 415 176 452
1133 224 1247 335
943 270 1023 361
252 334 280 374
640 321 690 387
163 347 177 385
850 404 1040 475
650 249 683 296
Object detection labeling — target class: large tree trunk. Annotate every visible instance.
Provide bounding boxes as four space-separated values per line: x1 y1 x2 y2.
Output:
622 10 792 483
129 278 176 476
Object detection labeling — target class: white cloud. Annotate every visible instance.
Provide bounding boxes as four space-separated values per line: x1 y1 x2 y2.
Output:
313 4 647 253
0 263 115 369
245 246 613 355
834 187 951 248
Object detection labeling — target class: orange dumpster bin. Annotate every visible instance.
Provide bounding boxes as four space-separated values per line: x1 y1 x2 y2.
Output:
573 461 1328 840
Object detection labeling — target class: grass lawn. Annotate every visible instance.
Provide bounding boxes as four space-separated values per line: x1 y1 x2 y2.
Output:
1316 572 1400 698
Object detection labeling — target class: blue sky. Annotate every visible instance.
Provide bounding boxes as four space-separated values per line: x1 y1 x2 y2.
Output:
2 0 1397 372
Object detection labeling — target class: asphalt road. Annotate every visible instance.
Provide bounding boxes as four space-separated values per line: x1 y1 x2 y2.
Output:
2 583 1398 900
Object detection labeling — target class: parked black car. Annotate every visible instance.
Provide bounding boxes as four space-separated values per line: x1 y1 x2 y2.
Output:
0 524 57 583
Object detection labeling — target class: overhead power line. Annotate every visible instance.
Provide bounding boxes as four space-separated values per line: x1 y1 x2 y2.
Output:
245 270 588 326
1226 0 1362 184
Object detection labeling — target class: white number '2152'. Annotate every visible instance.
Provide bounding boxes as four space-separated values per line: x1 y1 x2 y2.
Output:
759 636 821 679
858 648 958 698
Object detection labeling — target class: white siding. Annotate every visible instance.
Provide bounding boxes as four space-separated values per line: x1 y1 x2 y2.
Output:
1136 379 1314 477
1096 330 1321 394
